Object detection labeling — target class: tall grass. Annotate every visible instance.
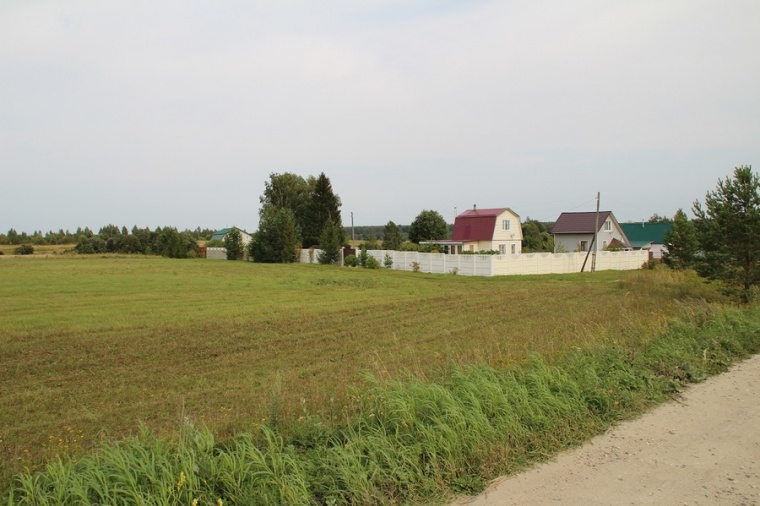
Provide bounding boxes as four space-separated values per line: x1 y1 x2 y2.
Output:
7 300 760 505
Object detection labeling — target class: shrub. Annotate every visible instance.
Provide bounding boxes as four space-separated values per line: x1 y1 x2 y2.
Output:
411 261 421 273
383 253 393 269
358 245 369 266
365 255 380 269
344 254 359 267
14 244 34 255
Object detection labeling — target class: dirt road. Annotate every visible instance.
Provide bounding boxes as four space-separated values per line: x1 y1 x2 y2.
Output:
452 354 760 505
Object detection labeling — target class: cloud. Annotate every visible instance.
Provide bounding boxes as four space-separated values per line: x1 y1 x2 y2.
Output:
1 1 759 232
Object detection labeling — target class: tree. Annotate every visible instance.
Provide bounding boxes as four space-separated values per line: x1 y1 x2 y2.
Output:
249 207 301 263
224 227 244 260
74 236 107 254
693 165 760 300
382 221 403 250
260 172 311 212
7 229 20 245
408 210 448 244
363 233 379 250
662 209 698 270
647 213 672 224
302 172 345 248
155 227 197 258
521 219 554 252
317 219 342 264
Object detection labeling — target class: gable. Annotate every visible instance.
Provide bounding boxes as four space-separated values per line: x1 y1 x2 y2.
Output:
451 208 519 242
551 212 613 234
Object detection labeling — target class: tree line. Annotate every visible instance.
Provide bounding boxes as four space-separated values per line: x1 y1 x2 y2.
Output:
0 227 215 247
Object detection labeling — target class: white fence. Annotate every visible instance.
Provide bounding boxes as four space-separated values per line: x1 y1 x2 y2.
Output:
297 249 649 276
206 247 227 260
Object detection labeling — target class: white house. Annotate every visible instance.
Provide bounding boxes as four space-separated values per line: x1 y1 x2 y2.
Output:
551 211 631 253
210 227 253 246
422 207 522 254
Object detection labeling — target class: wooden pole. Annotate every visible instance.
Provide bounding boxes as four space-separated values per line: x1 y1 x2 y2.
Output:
591 192 600 272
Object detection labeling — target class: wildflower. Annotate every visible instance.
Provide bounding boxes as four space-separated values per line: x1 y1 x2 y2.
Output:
218 499 224 506
192 500 198 506
177 471 186 489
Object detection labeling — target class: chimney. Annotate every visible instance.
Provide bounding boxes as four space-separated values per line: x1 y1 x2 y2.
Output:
473 204 477 212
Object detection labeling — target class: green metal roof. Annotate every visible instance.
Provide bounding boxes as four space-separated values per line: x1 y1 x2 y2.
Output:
620 222 672 248
210 228 232 242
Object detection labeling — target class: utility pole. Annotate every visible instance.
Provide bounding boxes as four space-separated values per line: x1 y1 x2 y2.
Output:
591 192 600 273
351 212 354 242
581 192 600 273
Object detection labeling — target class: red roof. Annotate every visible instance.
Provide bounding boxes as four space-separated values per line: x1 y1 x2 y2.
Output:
451 208 512 241
550 211 613 234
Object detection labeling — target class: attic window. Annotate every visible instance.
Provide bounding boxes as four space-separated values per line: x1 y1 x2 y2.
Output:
502 219 511 231
604 220 611 231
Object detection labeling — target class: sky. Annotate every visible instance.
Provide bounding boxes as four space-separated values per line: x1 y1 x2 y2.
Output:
2 0 759 234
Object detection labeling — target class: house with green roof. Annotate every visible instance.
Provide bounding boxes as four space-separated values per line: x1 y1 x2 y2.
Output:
620 222 672 259
210 227 253 245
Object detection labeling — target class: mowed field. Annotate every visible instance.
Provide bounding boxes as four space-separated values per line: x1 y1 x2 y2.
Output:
0 255 713 482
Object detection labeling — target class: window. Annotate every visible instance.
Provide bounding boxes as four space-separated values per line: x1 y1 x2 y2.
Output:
511 244 516 254
502 219 510 231
580 240 588 252
499 244 506 254
469 244 475 252
604 220 611 231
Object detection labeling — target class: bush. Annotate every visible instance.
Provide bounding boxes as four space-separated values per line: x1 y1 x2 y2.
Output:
383 253 393 269
365 255 380 269
14 244 34 255
344 254 359 267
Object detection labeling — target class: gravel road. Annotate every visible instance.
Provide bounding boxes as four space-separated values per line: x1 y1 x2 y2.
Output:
451 354 760 506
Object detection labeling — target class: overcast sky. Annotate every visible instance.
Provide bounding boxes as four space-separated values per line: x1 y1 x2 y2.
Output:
2 1 759 234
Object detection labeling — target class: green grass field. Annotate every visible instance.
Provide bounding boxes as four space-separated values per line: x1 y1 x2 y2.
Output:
0 255 732 499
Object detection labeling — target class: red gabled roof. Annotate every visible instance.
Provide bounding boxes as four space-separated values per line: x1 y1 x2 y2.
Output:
451 208 512 242
550 211 612 234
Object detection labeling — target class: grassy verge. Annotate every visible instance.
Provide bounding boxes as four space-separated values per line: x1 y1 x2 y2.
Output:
5 300 759 504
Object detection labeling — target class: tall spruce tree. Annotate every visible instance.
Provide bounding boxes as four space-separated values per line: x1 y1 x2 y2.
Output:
302 172 345 248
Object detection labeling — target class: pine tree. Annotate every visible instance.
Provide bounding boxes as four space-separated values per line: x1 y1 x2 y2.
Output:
693 165 760 300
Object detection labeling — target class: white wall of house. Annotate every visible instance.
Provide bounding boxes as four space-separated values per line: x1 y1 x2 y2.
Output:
554 219 628 253
646 243 668 259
